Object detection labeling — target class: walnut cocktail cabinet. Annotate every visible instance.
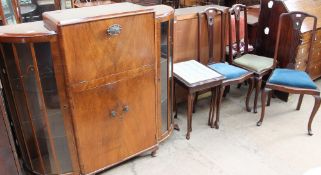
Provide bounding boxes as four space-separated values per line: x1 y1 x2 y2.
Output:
0 3 174 175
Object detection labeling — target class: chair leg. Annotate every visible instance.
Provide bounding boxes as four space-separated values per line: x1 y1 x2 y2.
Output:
173 81 178 119
193 92 199 113
186 93 195 140
253 76 263 113
223 85 230 97
267 90 272 106
172 81 180 131
245 77 254 112
296 94 304 110
208 89 215 126
307 95 321 136
257 88 271 126
213 85 224 129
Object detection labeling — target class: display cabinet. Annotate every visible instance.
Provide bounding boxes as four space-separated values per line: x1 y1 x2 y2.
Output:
0 21 75 174
0 0 72 25
0 3 171 175
153 5 175 142
0 0 20 24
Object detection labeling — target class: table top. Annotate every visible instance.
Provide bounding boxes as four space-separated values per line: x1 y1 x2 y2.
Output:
174 60 224 88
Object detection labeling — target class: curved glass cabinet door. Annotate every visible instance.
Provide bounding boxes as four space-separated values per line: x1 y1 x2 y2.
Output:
159 13 174 142
0 40 73 174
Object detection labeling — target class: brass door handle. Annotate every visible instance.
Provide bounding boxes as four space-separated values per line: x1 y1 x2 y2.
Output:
123 105 129 113
110 111 117 117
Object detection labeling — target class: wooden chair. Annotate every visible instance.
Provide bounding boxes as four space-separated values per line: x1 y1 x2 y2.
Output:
227 4 276 113
258 11 320 136
173 9 226 139
195 7 255 129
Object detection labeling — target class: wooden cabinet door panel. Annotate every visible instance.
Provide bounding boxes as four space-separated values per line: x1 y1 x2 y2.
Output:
60 13 156 85
71 69 156 174
72 81 123 174
120 69 157 158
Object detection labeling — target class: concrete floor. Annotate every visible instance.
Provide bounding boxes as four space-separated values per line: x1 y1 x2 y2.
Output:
101 80 321 175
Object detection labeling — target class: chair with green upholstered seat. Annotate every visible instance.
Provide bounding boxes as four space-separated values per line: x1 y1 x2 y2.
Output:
258 12 320 136
227 4 276 113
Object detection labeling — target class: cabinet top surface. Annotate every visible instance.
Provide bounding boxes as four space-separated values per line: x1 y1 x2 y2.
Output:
0 21 55 40
149 5 174 18
43 2 153 26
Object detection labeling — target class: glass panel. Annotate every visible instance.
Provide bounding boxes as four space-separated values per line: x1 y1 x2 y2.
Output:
34 43 72 173
1 0 17 24
160 21 169 133
2 42 73 174
2 43 41 172
15 43 55 174
19 0 56 23
169 18 174 126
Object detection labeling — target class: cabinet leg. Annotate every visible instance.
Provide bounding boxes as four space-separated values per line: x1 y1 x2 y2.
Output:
151 146 159 157
174 124 180 131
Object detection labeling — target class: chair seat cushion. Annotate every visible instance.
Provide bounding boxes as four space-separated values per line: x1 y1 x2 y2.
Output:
268 68 317 89
208 63 248 80
234 54 273 73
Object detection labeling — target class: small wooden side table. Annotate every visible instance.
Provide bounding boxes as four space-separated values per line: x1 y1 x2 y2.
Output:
173 60 224 140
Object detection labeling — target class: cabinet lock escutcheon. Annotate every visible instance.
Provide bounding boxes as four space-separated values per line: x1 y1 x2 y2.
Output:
107 24 122 36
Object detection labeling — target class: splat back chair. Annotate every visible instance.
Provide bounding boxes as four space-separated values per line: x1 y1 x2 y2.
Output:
194 7 254 128
258 12 320 136
173 9 225 139
228 4 275 113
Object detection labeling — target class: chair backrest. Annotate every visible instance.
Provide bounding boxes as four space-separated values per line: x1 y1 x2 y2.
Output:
274 11 317 72
227 4 249 62
198 7 225 64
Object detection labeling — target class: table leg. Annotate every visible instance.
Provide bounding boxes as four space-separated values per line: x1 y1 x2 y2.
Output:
186 93 195 140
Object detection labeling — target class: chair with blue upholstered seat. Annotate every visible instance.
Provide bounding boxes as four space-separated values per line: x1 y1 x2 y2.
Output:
258 11 320 136
194 7 254 129
227 4 276 114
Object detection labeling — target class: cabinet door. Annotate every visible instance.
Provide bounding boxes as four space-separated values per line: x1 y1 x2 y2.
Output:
59 12 155 84
71 70 157 174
